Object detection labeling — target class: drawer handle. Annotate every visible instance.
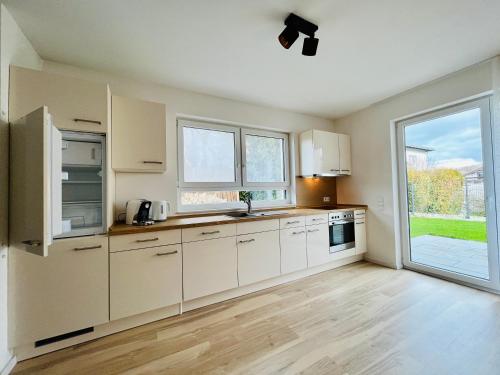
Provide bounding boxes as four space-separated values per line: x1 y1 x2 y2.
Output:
73 118 102 125
340 169 351 172
311 218 323 221
156 250 178 256
143 161 163 164
356 222 365 225
307 229 320 233
73 245 102 251
330 169 339 172
238 239 255 244
286 220 300 225
292 231 305 235
201 230 220 235
136 237 159 243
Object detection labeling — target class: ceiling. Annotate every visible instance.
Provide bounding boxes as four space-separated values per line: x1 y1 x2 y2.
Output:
4 0 500 119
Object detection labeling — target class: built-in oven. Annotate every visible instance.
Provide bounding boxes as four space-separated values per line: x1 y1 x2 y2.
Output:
328 211 355 253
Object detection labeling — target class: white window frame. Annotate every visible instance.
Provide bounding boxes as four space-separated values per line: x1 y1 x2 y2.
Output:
241 128 290 188
177 119 241 189
177 119 291 212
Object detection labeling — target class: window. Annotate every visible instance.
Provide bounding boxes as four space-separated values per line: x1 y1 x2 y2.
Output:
178 119 290 211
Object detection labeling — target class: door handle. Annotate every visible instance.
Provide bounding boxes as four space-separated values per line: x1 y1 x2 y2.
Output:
73 118 102 125
292 231 305 235
201 230 220 235
143 161 163 164
136 237 159 243
238 239 255 244
73 245 102 251
355 222 365 225
286 220 300 225
156 250 178 256
307 229 320 233
22 240 41 247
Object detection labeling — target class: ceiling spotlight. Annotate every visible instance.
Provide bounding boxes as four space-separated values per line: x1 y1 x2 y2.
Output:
278 13 319 56
302 36 319 56
278 25 299 49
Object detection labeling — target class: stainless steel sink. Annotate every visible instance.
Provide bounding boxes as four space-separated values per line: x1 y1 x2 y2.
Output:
225 212 253 218
225 210 289 219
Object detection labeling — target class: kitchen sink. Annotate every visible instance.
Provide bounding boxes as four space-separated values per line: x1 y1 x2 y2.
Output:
225 212 253 218
225 210 289 218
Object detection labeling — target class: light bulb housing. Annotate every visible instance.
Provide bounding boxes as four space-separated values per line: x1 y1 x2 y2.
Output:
278 25 299 49
302 36 319 56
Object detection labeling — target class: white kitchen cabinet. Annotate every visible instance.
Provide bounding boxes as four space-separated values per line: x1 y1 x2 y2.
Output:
110 244 182 320
299 129 351 176
338 134 351 175
111 95 166 172
109 229 181 252
237 230 280 286
9 236 109 345
355 210 367 254
183 237 238 301
279 216 306 229
306 223 330 267
280 228 307 274
182 224 236 243
9 66 109 133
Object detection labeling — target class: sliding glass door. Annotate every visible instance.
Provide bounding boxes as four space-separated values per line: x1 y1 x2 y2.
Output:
397 97 499 289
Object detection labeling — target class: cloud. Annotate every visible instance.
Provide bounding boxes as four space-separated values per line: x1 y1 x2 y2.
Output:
433 158 480 169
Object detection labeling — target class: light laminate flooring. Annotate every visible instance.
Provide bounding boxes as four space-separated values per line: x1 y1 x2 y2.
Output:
13 261 500 374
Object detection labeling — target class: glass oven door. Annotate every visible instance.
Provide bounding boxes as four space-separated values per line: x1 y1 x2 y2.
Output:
329 220 355 253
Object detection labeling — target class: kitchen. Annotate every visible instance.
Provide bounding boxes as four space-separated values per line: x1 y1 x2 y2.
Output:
2 1 500 374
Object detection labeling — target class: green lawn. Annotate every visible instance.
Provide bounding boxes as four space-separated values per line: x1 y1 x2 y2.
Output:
410 217 487 242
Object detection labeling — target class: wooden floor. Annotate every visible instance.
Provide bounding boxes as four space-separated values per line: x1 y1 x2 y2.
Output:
13 261 500 375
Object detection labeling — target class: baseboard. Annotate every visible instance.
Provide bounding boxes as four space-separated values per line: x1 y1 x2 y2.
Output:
0 355 16 375
364 256 400 270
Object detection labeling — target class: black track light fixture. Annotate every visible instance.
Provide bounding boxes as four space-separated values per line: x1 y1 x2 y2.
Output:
278 13 319 56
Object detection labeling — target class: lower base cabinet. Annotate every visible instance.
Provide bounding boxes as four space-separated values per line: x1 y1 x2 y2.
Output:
238 230 281 286
306 224 330 267
183 237 238 301
9 236 109 345
355 210 367 254
110 244 182 320
280 228 307 274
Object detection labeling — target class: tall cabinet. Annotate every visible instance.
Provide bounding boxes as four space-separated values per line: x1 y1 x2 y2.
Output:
8 66 112 347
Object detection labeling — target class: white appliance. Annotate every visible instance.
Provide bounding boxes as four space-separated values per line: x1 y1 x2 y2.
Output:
150 201 168 221
125 199 144 225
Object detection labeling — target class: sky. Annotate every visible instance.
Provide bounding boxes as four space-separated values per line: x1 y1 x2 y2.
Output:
405 108 483 169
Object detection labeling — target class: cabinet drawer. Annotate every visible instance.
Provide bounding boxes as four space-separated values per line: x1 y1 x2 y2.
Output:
279 216 305 229
110 244 182 320
109 230 181 252
354 209 366 218
236 219 279 235
10 235 109 344
305 214 328 226
182 224 236 243
183 237 238 301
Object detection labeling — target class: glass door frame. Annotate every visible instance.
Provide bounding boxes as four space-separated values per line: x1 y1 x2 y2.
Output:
396 96 500 291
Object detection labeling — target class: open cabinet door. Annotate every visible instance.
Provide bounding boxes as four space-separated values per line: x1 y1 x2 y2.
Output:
10 106 62 256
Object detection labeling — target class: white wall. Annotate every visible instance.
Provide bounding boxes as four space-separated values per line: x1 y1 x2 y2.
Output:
333 59 495 268
0 4 42 373
42 61 335 217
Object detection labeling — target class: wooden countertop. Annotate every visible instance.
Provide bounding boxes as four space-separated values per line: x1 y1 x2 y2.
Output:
108 205 367 236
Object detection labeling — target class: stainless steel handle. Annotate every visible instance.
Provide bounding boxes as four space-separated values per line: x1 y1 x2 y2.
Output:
73 245 102 251
156 250 178 256
340 169 350 172
73 118 102 125
286 220 300 224
22 240 41 247
308 229 320 233
201 230 220 235
143 161 163 164
136 237 159 243
356 222 365 225
330 169 339 172
292 231 305 235
238 239 255 244
311 218 323 221
331 220 354 224
355 213 365 216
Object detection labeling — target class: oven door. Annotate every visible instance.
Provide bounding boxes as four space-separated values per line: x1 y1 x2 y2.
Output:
329 220 355 253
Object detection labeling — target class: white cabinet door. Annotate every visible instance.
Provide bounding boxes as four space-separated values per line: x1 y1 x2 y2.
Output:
183 237 238 301
9 66 109 133
10 107 62 256
237 231 280 286
9 236 109 345
355 211 367 254
313 130 340 175
306 223 330 267
280 228 307 274
338 134 351 175
112 95 166 172
110 244 182 320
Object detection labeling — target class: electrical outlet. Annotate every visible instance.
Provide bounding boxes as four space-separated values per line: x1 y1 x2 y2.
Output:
323 196 331 203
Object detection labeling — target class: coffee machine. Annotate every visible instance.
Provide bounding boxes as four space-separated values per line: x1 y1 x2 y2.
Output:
125 199 154 225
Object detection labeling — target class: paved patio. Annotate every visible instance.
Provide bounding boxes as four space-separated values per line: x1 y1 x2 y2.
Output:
411 235 489 279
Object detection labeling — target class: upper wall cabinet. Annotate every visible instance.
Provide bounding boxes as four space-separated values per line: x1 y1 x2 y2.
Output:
299 129 351 177
9 66 109 133
111 95 166 173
